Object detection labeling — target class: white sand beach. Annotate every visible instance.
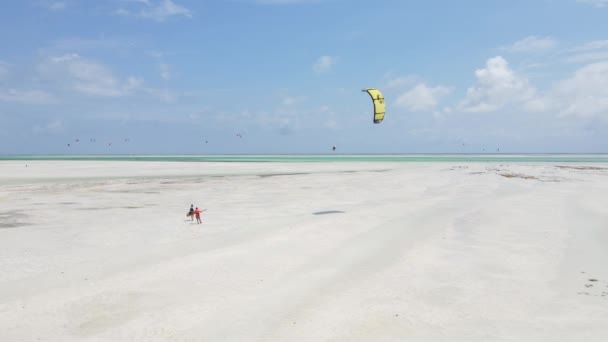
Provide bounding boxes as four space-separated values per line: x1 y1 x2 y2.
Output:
1 160 608 341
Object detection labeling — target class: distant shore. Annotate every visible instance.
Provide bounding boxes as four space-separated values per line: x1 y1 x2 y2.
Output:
1 153 608 163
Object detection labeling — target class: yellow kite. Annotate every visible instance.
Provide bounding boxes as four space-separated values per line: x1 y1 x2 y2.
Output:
362 88 385 124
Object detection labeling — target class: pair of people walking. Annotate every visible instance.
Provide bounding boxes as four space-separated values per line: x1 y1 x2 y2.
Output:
187 204 206 224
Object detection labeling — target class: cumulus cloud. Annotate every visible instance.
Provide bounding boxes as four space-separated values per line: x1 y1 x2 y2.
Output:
140 0 192 22
313 55 337 74
456 54 608 120
395 83 451 112
551 61 608 118
504 36 557 52
459 56 536 112
40 54 143 97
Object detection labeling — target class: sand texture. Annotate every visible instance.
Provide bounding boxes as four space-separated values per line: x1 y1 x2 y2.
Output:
1 161 608 341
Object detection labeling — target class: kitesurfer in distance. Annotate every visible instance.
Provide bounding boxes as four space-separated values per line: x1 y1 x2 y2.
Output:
187 204 194 221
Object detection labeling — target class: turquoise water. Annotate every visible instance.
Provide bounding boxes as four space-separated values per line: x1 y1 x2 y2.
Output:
1 154 608 163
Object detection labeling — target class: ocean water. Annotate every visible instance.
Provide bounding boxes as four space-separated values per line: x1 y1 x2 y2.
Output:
1 154 608 163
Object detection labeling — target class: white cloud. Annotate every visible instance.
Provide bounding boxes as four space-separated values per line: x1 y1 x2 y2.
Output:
564 51 608 63
571 40 608 51
577 0 608 7
313 55 337 74
504 36 557 52
140 0 192 22
0 89 55 104
41 54 143 97
395 83 451 112
565 40 608 63
455 55 608 120
551 61 608 118
459 56 536 112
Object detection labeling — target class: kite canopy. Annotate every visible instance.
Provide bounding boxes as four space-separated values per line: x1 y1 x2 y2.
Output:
362 88 385 124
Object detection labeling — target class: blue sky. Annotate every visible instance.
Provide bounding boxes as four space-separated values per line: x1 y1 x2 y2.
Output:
1 0 608 154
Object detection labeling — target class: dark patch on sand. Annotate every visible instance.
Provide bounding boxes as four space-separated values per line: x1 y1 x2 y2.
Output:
0 210 30 229
577 275 607 298
499 173 539 180
498 173 562 182
313 210 345 215
258 173 309 178
447 166 469 171
556 165 608 171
